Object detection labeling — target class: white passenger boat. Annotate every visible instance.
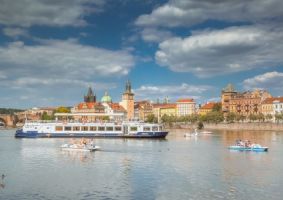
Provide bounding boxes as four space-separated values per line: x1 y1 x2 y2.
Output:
15 120 168 139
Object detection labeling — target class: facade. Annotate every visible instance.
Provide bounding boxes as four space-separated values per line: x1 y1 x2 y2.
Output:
261 98 276 116
134 101 153 121
153 103 177 121
102 102 126 121
273 97 283 115
72 102 105 121
120 80 135 120
176 98 196 116
221 84 272 116
199 102 217 115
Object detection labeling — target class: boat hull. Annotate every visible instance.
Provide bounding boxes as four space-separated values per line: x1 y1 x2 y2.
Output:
229 146 268 152
15 129 168 139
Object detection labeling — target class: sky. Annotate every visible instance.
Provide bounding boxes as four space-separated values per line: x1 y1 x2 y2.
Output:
0 0 283 109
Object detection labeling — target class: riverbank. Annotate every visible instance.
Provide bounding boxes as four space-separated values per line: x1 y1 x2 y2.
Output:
167 122 283 131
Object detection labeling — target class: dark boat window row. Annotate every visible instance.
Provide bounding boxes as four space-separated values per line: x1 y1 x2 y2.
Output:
55 125 161 132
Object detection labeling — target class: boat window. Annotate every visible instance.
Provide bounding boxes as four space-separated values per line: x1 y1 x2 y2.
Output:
159 126 163 131
82 126 88 131
152 126 158 131
55 126 63 131
98 126 105 131
143 126 151 131
115 126 122 131
73 126 80 131
130 126 137 131
90 126 97 131
106 126 113 131
64 126 72 131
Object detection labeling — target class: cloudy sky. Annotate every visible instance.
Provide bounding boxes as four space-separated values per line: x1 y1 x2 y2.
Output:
0 0 283 108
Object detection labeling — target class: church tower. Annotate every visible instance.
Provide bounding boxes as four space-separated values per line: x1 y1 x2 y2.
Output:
84 86 96 103
120 80 134 120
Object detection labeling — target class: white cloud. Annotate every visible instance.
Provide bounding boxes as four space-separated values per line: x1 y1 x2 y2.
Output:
155 25 283 77
243 71 283 92
141 28 173 43
0 39 134 80
3 27 29 38
135 0 283 27
0 0 104 27
134 83 212 102
0 39 134 107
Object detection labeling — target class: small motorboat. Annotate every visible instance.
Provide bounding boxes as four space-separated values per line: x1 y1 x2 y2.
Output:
61 143 100 152
229 144 268 152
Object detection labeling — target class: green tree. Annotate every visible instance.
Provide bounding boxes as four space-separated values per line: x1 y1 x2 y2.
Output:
226 112 236 123
41 111 53 120
55 106 70 113
212 103 222 112
265 114 273 121
145 114 158 123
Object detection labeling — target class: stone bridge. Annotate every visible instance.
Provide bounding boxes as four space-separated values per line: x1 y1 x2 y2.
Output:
0 114 16 127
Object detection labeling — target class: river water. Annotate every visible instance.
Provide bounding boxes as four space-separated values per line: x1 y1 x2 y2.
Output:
0 129 282 200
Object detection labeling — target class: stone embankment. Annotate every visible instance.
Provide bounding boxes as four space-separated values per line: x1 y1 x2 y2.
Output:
167 122 283 131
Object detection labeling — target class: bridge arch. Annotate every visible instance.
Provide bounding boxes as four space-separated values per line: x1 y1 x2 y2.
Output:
0 118 6 127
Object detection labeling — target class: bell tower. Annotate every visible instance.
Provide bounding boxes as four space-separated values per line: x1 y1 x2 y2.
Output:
120 80 134 120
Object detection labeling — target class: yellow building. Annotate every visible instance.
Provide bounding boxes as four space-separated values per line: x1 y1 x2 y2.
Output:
199 102 217 115
153 103 177 120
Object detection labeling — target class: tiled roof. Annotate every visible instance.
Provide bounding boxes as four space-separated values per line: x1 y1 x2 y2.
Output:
77 102 103 109
153 103 176 109
262 97 283 104
200 102 216 109
109 103 126 112
176 98 194 103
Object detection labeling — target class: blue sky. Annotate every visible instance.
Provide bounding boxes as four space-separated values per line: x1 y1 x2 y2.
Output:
0 0 283 108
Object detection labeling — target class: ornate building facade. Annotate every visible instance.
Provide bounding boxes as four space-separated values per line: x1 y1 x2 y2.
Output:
134 101 153 121
221 84 272 116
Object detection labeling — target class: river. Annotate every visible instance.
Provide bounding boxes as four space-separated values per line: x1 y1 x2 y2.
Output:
0 129 282 200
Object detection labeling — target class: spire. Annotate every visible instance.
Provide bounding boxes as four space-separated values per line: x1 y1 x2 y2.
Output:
84 86 96 103
125 80 132 94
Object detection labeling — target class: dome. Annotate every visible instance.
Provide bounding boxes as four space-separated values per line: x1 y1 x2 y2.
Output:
101 91 112 103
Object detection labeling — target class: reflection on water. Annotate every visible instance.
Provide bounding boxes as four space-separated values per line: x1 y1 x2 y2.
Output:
0 129 283 200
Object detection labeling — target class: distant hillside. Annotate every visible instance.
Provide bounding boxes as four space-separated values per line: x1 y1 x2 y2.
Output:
0 108 25 115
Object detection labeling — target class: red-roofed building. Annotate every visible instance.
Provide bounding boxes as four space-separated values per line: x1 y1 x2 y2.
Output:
199 102 217 115
153 103 177 120
176 98 196 116
262 97 283 117
134 101 153 121
72 102 105 121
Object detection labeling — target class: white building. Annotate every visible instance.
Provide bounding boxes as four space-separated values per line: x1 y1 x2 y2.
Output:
176 98 196 116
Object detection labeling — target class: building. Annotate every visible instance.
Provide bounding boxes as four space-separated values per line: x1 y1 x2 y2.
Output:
72 102 105 121
199 102 217 115
261 98 276 116
120 80 134 120
101 91 112 103
153 103 177 121
273 97 283 115
102 102 126 121
84 86 96 103
134 101 153 121
221 84 272 116
176 98 196 116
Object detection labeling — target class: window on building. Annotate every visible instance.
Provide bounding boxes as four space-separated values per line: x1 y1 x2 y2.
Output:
55 126 63 131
